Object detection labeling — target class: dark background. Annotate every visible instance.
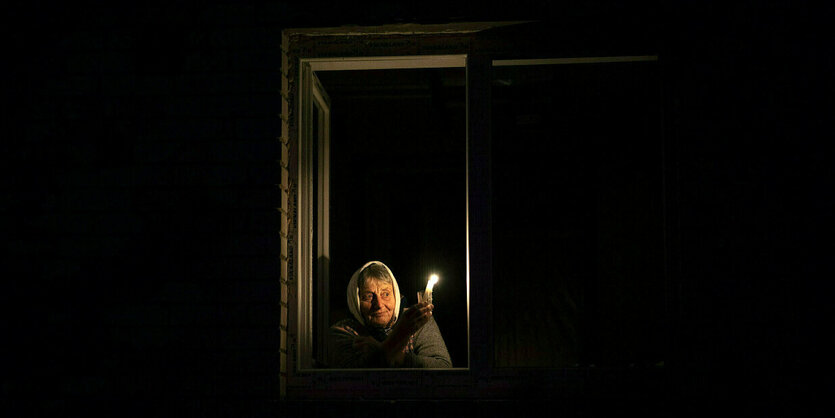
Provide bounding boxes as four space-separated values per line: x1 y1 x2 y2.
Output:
2 0 829 416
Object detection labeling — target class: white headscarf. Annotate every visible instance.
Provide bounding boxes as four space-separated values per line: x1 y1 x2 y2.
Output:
346 261 402 327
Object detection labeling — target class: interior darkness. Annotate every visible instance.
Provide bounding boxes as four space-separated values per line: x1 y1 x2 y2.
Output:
315 68 468 367
491 61 665 367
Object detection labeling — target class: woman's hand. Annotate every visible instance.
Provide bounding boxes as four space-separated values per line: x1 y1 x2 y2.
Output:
380 301 433 366
396 301 434 338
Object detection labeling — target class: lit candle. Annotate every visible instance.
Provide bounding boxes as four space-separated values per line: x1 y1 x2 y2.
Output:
424 274 439 304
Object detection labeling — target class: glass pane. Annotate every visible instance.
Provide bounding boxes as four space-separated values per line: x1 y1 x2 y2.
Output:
316 67 468 368
491 60 665 368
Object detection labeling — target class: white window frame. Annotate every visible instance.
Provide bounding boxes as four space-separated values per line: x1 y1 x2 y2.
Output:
296 54 470 372
279 21 669 401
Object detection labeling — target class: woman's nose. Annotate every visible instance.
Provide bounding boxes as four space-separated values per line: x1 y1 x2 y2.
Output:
370 295 380 309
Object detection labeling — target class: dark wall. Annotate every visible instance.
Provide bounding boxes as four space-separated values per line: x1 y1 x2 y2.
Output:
3 0 828 415
662 3 828 414
5 2 286 414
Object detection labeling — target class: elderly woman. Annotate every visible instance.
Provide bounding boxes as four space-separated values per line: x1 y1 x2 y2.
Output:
328 261 452 368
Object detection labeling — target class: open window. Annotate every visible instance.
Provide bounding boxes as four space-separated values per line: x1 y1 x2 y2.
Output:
298 56 469 371
280 21 670 400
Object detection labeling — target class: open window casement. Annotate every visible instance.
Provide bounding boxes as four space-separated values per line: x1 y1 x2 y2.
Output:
280 21 669 400
296 62 331 369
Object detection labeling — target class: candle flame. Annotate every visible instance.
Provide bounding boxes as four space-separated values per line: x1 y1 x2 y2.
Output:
427 274 439 292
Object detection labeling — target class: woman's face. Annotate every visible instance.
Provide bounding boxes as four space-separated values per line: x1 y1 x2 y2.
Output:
359 278 395 327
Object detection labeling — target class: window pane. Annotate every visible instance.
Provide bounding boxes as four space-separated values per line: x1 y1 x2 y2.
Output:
491 61 665 368
317 68 468 367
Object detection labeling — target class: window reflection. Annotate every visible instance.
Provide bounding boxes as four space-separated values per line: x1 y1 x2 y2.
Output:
491 60 665 368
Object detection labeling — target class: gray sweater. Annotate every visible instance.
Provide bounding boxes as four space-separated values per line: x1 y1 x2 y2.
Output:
328 317 452 368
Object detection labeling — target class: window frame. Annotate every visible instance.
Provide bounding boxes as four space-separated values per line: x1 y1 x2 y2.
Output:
279 22 672 401
298 54 470 373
